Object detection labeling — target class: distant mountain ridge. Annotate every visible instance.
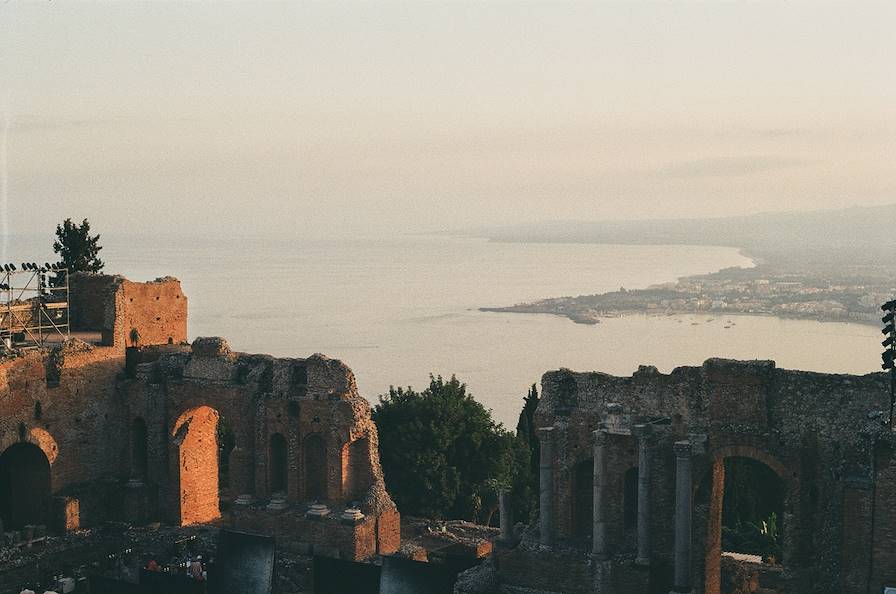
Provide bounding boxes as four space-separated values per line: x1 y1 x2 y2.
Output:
481 204 896 276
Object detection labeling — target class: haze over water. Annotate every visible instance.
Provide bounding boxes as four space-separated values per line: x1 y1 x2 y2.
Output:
12 233 881 427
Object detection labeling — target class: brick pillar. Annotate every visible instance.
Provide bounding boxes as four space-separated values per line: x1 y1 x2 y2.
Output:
539 426 555 547
592 429 609 558
499 488 513 542
634 424 651 565
672 440 693 594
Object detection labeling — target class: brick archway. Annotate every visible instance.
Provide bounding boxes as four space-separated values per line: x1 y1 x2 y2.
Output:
704 446 794 594
0 442 51 530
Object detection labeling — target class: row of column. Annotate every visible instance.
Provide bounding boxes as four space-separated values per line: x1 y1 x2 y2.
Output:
538 426 694 593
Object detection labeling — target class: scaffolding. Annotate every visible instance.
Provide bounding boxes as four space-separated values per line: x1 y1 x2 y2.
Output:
0 265 69 348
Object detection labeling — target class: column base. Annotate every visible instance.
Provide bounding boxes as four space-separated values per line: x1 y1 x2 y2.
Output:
234 494 255 505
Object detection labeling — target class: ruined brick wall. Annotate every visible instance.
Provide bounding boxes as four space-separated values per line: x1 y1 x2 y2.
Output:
489 359 893 594
1 274 397 569
68 273 119 332
68 273 187 349
0 342 127 532
113 278 187 348
118 336 398 556
870 443 896 592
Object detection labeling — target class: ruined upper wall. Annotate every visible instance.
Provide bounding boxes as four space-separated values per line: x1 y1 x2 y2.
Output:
69 273 187 349
124 337 393 518
537 358 889 458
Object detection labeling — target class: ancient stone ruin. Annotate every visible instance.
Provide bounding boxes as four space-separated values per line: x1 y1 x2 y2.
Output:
0 273 399 591
460 361 896 594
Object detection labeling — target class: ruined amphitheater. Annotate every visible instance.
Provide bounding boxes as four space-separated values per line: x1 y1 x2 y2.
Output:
1 272 895 594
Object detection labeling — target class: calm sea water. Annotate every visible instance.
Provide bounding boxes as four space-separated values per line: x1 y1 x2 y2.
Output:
7 233 881 426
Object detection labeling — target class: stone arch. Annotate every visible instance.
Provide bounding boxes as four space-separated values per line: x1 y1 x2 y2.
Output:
171 406 221 526
269 433 288 495
342 436 373 501
0 442 51 530
704 446 793 594
0 427 59 468
304 433 327 501
572 458 593 541
132 417 148 480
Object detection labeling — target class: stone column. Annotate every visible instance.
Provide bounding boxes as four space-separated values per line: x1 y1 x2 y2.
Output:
592 429 609 558
499 488 512 542
634 424 651 565
538 426 555 547
231 447 255 505
672 441 693 594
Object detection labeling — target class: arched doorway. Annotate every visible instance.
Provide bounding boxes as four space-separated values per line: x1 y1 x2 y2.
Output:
304 434 326 501
0 443 51 530
704 453 787 594
172 406 221 526
343 437 373 501
132 418 148 480
573 458 593 541
269 433 288 495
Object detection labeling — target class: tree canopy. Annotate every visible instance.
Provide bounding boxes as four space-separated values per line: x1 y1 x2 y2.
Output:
52 218 104 283
373 375 522 522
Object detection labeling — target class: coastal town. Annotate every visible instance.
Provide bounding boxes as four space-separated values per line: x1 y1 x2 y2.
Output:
482 265 895 326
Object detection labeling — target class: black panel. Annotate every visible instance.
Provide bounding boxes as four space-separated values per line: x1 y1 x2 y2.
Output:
379 556 457 594
313 556 381 594
207 529 275 594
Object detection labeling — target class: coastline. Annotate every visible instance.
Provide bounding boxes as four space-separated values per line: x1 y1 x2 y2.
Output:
478 241 884 328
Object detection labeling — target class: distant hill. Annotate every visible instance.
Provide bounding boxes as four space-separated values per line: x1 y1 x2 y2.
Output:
482 204 896 277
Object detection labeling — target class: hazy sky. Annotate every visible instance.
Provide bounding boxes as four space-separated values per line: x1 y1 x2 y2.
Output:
1 1 894 237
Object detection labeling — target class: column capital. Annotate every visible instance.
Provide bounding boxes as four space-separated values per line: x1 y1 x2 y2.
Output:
674 440 692 458
633 424 654 446
537 426 556 440
592 428 609 446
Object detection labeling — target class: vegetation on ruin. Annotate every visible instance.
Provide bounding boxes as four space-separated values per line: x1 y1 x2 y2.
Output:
721 457 784 562
373 375 537 525
52 218 104 284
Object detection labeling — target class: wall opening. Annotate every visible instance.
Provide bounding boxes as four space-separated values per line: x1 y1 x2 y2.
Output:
217 417 236 491
623 467 638 530
269 433 288 495
132 417 148 480
573 458 593 541
705 454 786 594
0 443 51 530
173 406 221 526
304 433 327 501
344 437 373 501
721 457 785 561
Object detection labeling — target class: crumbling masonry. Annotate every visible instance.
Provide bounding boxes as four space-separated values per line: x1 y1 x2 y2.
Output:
0 273 399 578
459 361 896 594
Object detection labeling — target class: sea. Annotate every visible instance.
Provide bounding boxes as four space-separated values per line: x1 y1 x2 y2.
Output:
6 233 882 427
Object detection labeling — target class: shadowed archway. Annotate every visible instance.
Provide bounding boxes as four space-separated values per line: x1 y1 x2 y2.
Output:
0 442 51 530
304 433 326 501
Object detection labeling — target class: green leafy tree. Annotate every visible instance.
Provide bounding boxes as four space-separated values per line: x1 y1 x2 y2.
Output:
52 218 104 284
510 383 540 523
373 375 516 522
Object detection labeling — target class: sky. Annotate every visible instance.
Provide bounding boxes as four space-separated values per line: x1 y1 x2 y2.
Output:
1 1 894 238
